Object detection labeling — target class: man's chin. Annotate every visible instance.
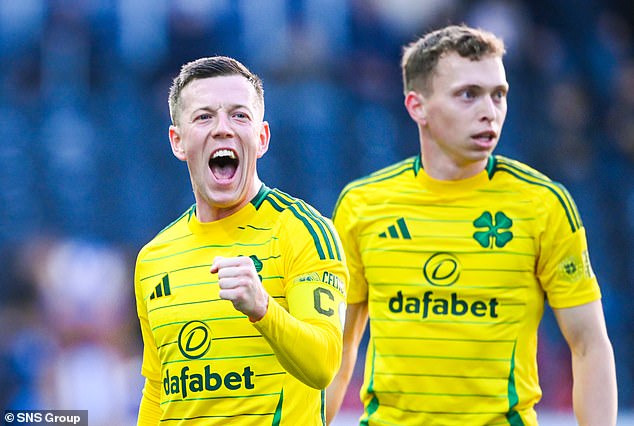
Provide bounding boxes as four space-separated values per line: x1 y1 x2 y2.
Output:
207 186 249 207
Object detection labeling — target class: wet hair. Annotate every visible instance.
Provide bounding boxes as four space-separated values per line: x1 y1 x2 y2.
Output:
401 24 506 95
168 56 264 125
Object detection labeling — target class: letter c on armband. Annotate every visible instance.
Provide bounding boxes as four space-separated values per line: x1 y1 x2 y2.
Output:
313 287 335 316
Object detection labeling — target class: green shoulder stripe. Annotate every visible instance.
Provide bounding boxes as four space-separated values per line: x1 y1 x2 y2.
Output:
273 189 343 260
264 189 342 261
492 156 582 232
333 156 417 220
251 184 271 209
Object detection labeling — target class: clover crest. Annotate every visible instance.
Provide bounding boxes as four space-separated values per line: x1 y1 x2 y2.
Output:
473 211 513 248
249 254 263 272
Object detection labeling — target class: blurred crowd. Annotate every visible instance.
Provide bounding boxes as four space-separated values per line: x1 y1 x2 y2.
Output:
0 0 633 423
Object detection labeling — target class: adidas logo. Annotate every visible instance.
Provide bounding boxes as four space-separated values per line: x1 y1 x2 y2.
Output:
150 274 171 300
379 217 411 239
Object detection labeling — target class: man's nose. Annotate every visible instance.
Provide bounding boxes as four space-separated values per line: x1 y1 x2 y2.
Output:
480 96 497 122
213 113 234 137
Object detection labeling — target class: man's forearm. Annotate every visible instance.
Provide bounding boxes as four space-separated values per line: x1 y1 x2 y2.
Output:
572 338 617 425
326 301 368 425
253 295 343 389
326 352 356 425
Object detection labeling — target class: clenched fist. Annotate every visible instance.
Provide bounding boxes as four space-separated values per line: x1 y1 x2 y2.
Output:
210 256 269 322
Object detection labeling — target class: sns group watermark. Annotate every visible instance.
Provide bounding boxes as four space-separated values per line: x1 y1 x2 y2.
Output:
3 410 87 426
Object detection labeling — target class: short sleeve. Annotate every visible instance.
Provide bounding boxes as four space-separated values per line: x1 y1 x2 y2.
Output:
536 191 601 308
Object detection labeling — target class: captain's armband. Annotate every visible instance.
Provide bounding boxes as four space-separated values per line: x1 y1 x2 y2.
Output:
291 271 347 324
293 271 346 297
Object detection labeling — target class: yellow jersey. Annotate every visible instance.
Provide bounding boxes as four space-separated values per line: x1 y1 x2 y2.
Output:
333 155 600 425
135 185 348 425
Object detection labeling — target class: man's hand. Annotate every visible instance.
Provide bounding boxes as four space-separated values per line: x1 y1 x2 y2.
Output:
210 256 269 322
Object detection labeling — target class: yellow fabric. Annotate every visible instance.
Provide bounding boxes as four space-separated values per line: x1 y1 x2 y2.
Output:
332 155 601 425
137 378 162 425
135 185 348 425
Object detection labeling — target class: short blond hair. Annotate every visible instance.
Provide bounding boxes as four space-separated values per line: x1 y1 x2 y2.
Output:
401 24 505 95
168 56 264 126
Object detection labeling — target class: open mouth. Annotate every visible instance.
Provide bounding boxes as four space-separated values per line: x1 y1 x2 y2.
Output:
472 130 496 143
209 149 239 180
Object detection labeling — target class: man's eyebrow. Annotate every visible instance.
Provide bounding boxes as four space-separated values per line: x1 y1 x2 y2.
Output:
190 103 251 112
452 83 482 92
454 83 509 92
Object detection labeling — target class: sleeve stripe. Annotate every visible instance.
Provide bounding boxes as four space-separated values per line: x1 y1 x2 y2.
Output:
269 189 342 261
494 162 581 232
297 198 343 261
268 192 329 259
292 197 343 261
266 190 342 261
555 182 583 227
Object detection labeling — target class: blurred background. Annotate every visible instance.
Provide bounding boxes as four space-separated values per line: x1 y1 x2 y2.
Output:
1 0 633 424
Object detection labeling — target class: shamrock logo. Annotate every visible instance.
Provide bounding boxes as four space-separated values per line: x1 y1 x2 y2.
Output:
249 254 263 282
473 211 513 248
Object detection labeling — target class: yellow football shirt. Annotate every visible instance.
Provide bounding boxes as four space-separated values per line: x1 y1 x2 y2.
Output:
333 155 600 425
135 185 348 425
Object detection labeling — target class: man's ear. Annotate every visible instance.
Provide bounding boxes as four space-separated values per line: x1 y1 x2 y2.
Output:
169 125 187 161
404 91 427 125
256 121 271 158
